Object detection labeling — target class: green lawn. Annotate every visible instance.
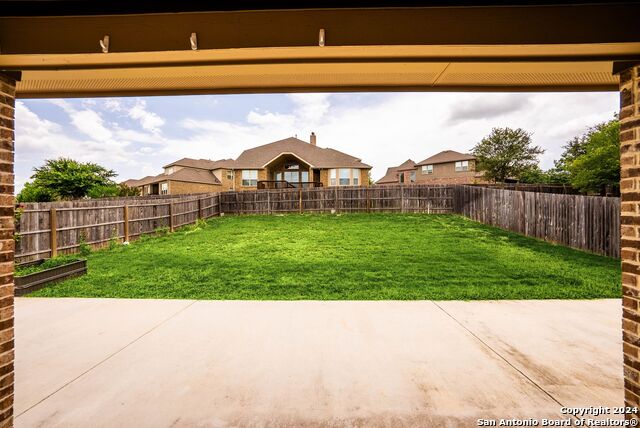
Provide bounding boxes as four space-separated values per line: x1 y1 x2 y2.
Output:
29 214 621 300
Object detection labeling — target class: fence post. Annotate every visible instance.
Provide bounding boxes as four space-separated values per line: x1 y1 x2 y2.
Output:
49 207 57 258
169 202 174 232
334 187 338 213
366 187 370 213
401 186 405 213
197 198 202 219
267 190 271 215
299 187 303 214
123 205 129 242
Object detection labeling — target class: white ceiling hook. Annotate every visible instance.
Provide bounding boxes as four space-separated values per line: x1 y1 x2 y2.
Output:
190 32 198 50
318 29 325 47
99 35 109 53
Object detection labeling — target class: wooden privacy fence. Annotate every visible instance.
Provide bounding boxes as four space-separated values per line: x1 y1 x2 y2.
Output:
16 193 221 263
15 184 621 262
453 185 620 258
219 185 454 214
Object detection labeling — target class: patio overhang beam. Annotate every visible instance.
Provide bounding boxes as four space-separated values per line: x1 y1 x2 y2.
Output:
2 4 640 97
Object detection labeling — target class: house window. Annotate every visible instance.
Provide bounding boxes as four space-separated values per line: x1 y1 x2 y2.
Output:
329 169 361 186
409 171 416 182
242 170 258 186
339 168 350 185
422 165 433 174
399 173 405 183
160 182 168 195
226 170 233 180
455 161 469 172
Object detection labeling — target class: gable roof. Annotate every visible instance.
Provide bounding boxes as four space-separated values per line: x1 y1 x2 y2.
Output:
126 168 221 187
163 157 236 170
166 168 221 185
416 150 475 166
396 159 417 171
233 137 371 169
376 159 415 184
376 167 400 184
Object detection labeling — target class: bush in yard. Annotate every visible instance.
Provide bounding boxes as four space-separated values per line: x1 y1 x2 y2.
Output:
472 127 544 183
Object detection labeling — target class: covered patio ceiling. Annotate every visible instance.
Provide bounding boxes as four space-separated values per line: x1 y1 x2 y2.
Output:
1 2 639 97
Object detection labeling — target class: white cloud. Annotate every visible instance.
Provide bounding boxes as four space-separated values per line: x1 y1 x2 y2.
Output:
128 100 164 133
49 99 113 141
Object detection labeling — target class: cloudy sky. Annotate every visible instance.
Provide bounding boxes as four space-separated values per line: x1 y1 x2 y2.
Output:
16 91 618 191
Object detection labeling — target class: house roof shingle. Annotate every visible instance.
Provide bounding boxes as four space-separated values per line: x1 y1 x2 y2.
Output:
416 150 475 166
376 167 400 184
163 157 236 170
396 159 417 171
376 159 415 184
127 169 221 187
233 137 371 169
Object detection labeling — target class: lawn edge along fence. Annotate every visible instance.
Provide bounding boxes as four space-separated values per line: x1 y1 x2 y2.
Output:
15 184 621 262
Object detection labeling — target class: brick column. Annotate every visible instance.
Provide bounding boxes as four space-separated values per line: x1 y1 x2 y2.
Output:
621 65 640 414
0 73 16 427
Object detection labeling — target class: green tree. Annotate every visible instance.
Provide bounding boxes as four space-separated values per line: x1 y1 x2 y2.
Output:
17 158 117 201
472 127 544 182
16 181 54 202
565 118 620 194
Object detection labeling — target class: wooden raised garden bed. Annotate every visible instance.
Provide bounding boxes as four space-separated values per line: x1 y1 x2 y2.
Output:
15 259 87 296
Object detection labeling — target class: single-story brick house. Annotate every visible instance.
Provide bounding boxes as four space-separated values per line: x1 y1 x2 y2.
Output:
125 133 371 194
378 150 484 185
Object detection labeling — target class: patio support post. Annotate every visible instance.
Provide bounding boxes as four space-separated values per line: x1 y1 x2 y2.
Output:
620 64 640 416
0 72 17 427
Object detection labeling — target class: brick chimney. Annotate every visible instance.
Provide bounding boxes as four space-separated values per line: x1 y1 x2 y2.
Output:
310 132 317 146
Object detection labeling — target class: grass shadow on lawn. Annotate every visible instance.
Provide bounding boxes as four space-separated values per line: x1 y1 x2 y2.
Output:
28 213 621 300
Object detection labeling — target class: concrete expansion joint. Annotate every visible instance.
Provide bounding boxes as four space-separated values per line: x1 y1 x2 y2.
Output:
430 301 568 412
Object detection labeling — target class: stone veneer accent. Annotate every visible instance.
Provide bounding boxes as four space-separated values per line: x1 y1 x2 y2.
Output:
0 73 16 427
621 65 640 417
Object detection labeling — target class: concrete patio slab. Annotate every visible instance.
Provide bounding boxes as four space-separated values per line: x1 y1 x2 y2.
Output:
14 299 622 427
436 300 623 409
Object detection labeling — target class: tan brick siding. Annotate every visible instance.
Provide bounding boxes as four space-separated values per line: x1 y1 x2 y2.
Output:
0 73 15 427
415 160 479 184
621 65 640 414
234 169 267 191
212 168 234 191
168 180 220 195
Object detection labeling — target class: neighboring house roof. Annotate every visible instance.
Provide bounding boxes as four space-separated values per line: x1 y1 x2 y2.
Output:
233 137 372 169
376 159 415 184
163 157 235 170
121 179 140 187
128 169 221 187
416 150 475 166
376 167 400 184
132 175 159 186
396 159 417 171
166 168 221 185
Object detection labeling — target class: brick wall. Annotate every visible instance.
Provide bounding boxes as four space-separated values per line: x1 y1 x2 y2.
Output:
415 160 478 184
620 65 640 416
0 73 15 427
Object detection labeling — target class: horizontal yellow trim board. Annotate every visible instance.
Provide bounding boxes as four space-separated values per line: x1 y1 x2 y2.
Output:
15 59 619 98
3 43 640 71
